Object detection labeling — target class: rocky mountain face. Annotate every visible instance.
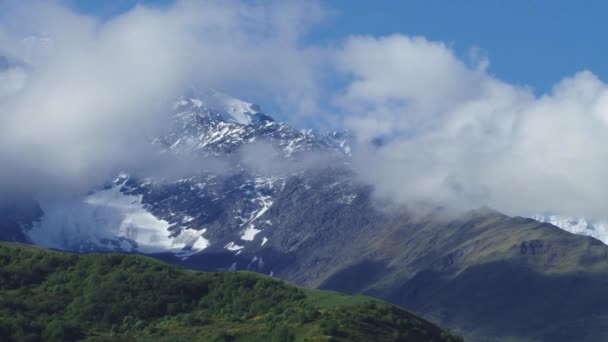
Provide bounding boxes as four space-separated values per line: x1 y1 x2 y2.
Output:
17 90 356 260
6 90 608 341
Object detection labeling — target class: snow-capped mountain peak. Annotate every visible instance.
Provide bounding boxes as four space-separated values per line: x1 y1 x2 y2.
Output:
533 214 608 244
23 89 355 265
174 88 271 126
161 89 351 159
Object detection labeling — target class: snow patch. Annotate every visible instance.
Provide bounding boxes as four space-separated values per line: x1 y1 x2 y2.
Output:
192 234 210 250
241 225 262 241
224 241 244 251
27 183 209 255
339 193 358 204
181 215 196 223
238 177 275 241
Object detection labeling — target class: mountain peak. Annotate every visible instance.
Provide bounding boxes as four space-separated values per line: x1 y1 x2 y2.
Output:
174 88 272 125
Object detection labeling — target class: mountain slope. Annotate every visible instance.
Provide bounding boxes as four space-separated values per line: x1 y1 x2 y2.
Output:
315 209 608 341
0 242 461 342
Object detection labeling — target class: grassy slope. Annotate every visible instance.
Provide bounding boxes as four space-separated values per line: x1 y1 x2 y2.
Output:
0 242 461 342
318 209 608 341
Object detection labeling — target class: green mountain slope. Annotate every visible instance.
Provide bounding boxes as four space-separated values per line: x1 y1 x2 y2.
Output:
0 243 461 342
315 208 608 341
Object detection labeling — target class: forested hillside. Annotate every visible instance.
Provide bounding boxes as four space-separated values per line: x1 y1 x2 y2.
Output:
0 243 461 341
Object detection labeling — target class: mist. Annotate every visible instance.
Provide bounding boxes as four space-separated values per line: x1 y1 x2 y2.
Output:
2 1 608 219
338 35 608 219
0 0 322 198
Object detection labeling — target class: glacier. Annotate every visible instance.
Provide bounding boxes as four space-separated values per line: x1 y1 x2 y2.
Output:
27 182 210 256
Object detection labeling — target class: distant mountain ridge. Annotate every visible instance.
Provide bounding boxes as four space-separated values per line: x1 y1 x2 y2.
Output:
157 88 352 157
533 214 608 244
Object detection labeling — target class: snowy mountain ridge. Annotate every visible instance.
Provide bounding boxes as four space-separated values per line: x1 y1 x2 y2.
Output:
21 90 355 268
173 88 269 126
157 89 351 158
532 214 608 245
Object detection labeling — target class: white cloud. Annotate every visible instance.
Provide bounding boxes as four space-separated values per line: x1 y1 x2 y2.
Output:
0 0 323 196
2 1 608 220
336 35 608 218
0 67 26 97
335 35 489 140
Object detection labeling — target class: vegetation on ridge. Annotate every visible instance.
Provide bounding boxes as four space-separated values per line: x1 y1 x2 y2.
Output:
0 242 461 341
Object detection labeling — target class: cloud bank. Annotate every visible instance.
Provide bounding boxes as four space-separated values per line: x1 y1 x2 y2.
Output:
1 1 608 218
338 35 608 218
0 0 322 196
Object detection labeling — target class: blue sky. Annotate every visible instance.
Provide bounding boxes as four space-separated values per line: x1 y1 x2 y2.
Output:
318 0 606 95
62 0 171 19
64 0 606 96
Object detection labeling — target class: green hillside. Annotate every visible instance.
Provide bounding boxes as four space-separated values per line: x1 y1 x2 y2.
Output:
0 242 461 342
314 209 608 341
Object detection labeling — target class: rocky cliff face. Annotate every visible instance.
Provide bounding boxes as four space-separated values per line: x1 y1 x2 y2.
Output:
19 89 357 271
